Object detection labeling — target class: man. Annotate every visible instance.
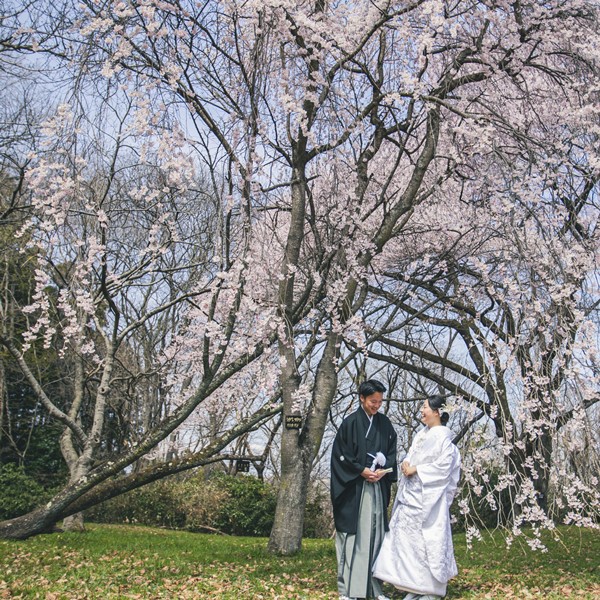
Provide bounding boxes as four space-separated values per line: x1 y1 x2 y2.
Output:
330 379 398 600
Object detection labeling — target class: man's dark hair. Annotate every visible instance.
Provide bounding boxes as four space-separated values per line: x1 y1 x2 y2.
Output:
358 379 386 398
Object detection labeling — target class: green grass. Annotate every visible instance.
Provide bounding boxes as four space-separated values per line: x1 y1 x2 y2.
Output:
0 524 598 599
448 527 599 599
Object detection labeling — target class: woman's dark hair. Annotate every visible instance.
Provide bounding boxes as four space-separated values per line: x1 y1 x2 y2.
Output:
428 394 450 426
358 379 386 398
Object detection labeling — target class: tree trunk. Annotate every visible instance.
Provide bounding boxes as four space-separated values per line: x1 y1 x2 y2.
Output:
268 445 311 555
0 483 85 539
269 334 340 554
62 512 85 532
0 354 5 451
0 506 61 539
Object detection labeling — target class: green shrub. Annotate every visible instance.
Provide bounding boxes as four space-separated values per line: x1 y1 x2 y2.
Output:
303 484 333 539
89 471 278 536
88 478 186 529
210 473 277 536
88 470 332 538
176 474 230 532
0 463 47 520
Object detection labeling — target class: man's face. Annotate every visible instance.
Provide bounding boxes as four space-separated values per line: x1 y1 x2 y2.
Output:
360 392 383 416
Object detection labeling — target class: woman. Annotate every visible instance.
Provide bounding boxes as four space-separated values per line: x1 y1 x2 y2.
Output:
372 395 461 600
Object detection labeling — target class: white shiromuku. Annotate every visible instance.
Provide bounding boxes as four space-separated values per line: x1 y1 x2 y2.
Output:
372 425 461 597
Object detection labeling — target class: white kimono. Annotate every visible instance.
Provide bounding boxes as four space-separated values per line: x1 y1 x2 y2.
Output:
372 425 461 597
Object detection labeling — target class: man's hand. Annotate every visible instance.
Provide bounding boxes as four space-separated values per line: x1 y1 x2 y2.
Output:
361 468 386 483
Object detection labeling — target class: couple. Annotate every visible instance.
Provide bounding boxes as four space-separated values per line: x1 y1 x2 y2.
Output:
330 379 461 600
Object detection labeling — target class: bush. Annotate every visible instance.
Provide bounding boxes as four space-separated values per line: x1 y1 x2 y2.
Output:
88 471 335 538
0 463 47 520
88 478 186 529
210 473 277 536
303 484 333 538
88 471 277 535
177 474 231 532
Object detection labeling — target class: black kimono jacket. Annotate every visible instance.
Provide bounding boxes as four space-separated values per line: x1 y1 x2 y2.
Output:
330 408 398 534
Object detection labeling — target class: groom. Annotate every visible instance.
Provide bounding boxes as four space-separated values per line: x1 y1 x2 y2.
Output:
330 379 397 600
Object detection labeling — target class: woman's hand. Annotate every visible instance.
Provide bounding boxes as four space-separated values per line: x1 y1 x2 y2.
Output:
401 460 417 477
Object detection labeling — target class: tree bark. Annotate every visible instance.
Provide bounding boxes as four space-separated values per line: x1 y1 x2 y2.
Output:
268 333 340 554
62 512 85 532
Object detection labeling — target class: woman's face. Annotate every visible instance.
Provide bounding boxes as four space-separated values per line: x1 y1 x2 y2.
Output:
420 399 441 427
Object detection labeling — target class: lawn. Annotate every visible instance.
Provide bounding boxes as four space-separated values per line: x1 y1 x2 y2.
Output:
0 524 598 599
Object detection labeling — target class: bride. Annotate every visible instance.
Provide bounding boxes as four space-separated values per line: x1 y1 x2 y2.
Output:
372 395 461 600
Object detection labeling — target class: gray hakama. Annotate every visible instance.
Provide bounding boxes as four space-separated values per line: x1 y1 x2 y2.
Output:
336 481 386 599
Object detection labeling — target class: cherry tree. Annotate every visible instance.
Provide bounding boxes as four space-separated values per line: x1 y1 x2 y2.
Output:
0 83 281 537
362 182 600 544
351 59 600 544
1 0 599 555
264 0 600 552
